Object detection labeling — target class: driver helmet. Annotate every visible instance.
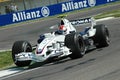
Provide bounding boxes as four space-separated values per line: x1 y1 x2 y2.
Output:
58 25 67 33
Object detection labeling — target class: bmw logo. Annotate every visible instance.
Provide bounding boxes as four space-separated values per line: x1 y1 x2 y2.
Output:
88 0 96 7
41 6 50 17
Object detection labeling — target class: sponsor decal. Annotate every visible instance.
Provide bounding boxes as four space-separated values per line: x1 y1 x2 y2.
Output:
12 6 50 22
62 0 87 12
88 0 96 7
107 0 114 2
41 6 50 17
71 18 91 25
13 10 41 22
62 0 96 12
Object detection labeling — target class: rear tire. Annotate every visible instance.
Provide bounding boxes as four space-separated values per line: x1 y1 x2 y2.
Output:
12 41 32 67
93 24 110 48
65 33 86 59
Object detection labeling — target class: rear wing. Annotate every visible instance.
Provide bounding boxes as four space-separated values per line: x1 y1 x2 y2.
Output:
70 17 96 28
57 15 96 27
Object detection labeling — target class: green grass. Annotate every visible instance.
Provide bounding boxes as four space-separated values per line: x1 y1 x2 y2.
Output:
0 51 14 70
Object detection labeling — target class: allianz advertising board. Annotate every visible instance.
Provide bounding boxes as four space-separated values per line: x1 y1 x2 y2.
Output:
0 0 116 26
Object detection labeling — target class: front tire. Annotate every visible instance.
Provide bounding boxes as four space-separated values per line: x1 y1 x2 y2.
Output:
12 41 32 67
93 24 110 48
65 33 86 59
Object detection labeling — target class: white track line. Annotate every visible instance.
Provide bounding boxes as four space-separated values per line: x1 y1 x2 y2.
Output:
0 68 23 78
0 67 44 80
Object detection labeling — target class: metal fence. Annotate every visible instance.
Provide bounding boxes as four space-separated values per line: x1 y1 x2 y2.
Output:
0 0 69 14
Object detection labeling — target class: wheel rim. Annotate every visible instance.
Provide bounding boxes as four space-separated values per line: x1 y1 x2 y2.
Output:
23 42 32 52
78 37 85 55
106 35 110 45
105 28 110 45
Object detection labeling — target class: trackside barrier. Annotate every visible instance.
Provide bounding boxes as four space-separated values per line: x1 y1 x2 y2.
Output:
0 0 116 26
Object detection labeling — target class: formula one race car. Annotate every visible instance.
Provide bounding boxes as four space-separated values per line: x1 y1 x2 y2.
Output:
12 16 110 67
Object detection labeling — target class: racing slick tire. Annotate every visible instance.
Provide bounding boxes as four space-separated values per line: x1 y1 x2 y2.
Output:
65 33 86 59
93 24 110 48
12 41 32 67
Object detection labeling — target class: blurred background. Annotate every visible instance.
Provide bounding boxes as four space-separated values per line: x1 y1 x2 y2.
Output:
0 0 70 14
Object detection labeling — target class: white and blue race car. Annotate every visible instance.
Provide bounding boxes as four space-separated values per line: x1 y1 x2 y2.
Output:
12 16 110 67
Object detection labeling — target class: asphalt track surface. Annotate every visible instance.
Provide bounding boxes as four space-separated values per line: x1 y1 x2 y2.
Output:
1 3 120 80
